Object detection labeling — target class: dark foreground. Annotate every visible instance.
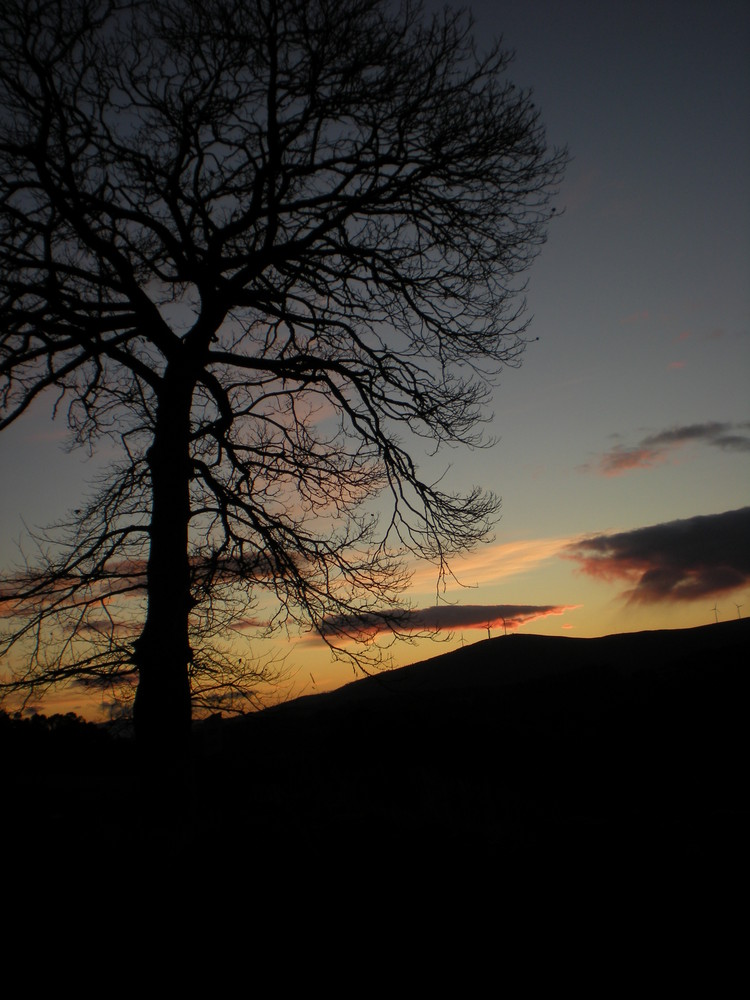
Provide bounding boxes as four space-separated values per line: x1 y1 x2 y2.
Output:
3 620 748 874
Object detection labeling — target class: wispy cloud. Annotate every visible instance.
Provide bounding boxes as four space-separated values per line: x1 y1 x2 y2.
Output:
620 309 650 325
320 603 577 640
591 445 665 476
564 507 750 602
583 421 750 476
408 537 567 592
27 427 70 444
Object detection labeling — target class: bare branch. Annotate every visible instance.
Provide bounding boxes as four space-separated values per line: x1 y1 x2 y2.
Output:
0 0 566 741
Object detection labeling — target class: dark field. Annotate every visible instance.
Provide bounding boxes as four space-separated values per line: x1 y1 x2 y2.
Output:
4 620 748 875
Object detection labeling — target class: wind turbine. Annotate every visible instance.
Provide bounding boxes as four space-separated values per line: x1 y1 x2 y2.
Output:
712 603 719 624
736 604 744 620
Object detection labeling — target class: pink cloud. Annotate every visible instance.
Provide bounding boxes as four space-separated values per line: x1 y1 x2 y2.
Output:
26 427 70 444
562 168 599 214
667 360 685 370
594 446 665 477
583 421 750 477
620 310 650 325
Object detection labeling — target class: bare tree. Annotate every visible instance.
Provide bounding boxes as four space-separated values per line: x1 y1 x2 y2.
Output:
0 0 565 755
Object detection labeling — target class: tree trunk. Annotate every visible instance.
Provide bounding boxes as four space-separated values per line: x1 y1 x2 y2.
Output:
133 373 194 766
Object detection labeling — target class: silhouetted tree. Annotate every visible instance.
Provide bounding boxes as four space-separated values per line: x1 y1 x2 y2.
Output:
0 0 565 757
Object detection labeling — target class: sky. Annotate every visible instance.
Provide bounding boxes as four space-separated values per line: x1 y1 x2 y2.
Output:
1 0 748 716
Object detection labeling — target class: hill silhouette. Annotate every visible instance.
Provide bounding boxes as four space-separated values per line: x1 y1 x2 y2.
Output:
4 620 748 873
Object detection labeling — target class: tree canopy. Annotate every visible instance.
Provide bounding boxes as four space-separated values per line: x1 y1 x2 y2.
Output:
0 0 565 748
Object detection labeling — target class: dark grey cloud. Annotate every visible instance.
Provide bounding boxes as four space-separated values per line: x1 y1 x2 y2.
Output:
565 507 750 602
583 421 750 476
321 603 575 638
641 422 750 451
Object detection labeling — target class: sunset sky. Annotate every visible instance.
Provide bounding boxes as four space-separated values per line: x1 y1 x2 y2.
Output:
1 0 748 714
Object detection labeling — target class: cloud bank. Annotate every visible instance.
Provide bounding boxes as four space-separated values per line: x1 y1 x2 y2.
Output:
321 603 575 639
584 421 750 476
565 507 750 602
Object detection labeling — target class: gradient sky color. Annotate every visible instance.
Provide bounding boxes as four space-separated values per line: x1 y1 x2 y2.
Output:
1 0 748 715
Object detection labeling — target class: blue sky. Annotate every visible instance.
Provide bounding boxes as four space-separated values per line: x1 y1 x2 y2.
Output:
1 0 748 712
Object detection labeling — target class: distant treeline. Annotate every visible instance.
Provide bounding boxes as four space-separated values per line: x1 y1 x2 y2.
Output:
0 709 125 770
